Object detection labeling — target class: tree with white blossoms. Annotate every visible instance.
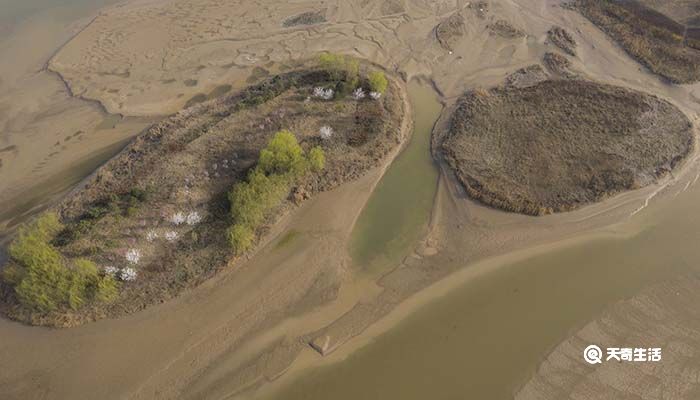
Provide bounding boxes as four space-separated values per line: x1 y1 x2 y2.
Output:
319 125 334 140
186 211 202 225
369 91 382 100
313 87 334 100
104 266 119 277
120 267 137 281
146 230 159 242
165 231 178 241
352 87 366 100
170 212 186 225
125 248 141 265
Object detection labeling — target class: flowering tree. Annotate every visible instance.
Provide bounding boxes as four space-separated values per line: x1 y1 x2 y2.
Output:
352 87 366 100
319 125 334 140
125 248 141 264
186 211 202 225
120 267 138 281
313 87 334 100
170 212 186 225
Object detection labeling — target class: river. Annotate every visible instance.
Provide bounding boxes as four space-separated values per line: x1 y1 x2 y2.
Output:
261 83 700 399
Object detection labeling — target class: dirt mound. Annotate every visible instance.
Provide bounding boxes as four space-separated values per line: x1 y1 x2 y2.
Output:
547 26 577 56
435 12 465 51
438 79 693 215
542 52 575 78
504 65 548 88
488 20 525 39
576 0 700 83
283 10 326 27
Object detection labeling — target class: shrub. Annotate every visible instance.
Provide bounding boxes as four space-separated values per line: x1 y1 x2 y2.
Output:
227 131 326 254
258 130 307 176
318 52 359 95
3 212 119 312
309 146 326 172
368 71 388 94
228 224 254 255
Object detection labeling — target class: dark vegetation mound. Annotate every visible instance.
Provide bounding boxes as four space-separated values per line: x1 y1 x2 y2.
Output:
435 12 465 51
547 26 577 56
488 20 526 39
576 0 700 83
1 61 405 326
504 65 548 88
439 80 693 215
542 52 575 78
283 10 326 27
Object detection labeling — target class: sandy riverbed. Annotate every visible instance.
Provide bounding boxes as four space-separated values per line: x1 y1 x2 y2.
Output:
2 0 700 399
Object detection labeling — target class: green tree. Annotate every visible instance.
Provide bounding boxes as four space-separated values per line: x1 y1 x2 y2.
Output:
258 130 307 176
228 224 254 255
368 71 388 94
318 53 360 95
4 212 119 312
309 146 326 172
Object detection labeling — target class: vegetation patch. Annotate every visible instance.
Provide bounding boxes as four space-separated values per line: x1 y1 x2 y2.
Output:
282 10 326 27
439 79 693 215
547 26 577 56
435 12 465 51
0 56 405 327
576 0 700 83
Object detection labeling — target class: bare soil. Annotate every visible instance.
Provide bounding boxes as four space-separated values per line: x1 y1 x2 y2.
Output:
0 66 406 327
437 79 693 216
576 0 700 83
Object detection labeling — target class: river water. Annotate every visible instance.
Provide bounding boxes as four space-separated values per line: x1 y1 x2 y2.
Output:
264 82 700 399
349 81 441 274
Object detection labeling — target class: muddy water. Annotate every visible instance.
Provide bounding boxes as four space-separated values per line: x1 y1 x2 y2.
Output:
266 128 700 398
349 81 441 274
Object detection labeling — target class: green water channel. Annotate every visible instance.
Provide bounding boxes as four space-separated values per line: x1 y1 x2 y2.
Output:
348 80 442 274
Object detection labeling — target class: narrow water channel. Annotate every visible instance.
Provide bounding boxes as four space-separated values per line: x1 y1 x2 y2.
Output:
349 80 441 274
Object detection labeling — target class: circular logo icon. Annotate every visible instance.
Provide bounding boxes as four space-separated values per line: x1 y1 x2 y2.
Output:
583 345 603 365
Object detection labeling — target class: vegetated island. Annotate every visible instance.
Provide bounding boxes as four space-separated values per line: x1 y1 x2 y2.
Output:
0 55 405 327
437 77 693 216
575 0 700 84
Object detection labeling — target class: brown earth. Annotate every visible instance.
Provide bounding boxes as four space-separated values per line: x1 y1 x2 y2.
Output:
437 79 693 216
0 65 406 327
576 0 700 83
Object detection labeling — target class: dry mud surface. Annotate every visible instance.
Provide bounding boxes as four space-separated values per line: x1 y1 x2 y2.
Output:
2 0 700 399
517 276 700 400
439 79 693 215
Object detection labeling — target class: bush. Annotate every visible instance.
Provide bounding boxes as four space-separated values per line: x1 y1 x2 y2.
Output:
227 131 326 254
309 146 325 172
318 52 359 95
228 224 254 255
4 212 119 312
368 71 388 94
258 130 307 176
